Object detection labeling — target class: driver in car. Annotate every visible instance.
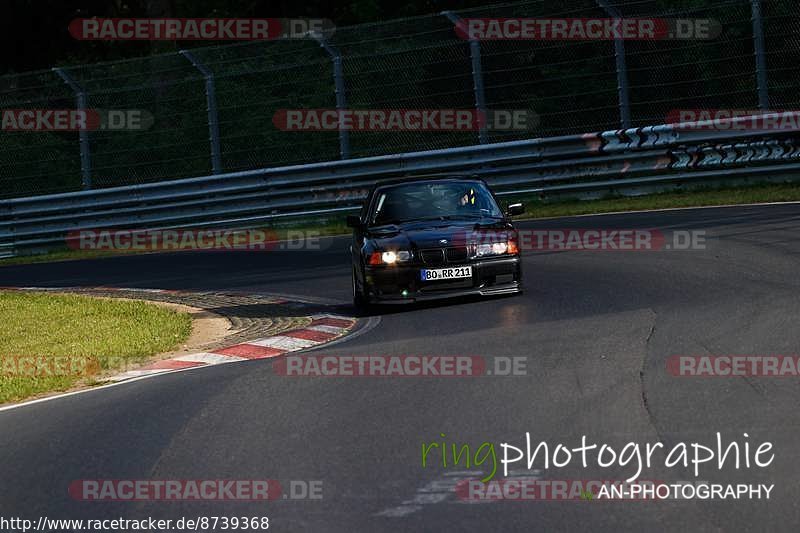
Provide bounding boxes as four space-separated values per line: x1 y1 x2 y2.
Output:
458 187 477 207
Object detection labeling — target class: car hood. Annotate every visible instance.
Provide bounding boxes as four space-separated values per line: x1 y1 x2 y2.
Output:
365 219 514 249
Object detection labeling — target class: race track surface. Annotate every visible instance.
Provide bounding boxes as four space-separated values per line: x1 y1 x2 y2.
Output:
1 204 799 532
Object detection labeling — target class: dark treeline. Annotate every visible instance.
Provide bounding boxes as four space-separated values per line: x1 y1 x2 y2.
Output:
1 0 489 74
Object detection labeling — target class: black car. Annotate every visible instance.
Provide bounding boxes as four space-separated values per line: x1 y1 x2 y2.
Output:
347 177 524 307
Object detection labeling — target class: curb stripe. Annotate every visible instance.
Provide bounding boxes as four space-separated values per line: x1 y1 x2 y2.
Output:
310 317 354 328
214 344 286 359
174 352 247 364
105 369 173 381
249 336 319 351
282 329 338 342
140 359 205 370
307 324 347 334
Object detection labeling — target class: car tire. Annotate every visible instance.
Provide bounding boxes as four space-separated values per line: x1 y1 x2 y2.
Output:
352 266 369 310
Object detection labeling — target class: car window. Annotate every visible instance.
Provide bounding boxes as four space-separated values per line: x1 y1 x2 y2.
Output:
370 182 502 225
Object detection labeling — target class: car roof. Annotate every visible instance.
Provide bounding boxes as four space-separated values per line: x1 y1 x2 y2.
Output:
369 175 485 194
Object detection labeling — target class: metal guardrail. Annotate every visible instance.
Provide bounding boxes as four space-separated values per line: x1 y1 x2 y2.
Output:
2 114 800 258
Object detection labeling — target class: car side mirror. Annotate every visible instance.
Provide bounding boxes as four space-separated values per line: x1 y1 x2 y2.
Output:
506 203 524 217
346 215 362 228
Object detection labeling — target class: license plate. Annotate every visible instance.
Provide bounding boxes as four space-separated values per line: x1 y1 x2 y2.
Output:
420 266 472 281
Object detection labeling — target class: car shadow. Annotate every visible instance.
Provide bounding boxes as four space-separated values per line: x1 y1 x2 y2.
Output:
349 292 521 318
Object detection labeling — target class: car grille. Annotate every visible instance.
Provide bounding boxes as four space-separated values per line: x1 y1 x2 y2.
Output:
419 246 469 266
420 249 445 266
445 246 468 262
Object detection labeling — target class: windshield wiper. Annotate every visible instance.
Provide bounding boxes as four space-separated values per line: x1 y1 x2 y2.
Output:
371 219 406 226
419 214 503 221
372 214 501 225
415 215 454 221
458 213 503 219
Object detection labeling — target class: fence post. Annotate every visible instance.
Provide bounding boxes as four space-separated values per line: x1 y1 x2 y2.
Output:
310 32 350 159
442 11 488 144
53 67 92 190
596 0 631 129
750 0 769 110
179 50 223 174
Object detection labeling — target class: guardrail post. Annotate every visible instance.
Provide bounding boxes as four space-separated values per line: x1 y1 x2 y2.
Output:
442 11 489 144
309 32 351 159
179 50 223 174
750 0 769 110
595 1 631 129
53 67 92 190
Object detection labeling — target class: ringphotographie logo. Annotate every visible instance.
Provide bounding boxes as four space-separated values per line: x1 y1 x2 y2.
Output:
420 432 774 484
68 18 335 41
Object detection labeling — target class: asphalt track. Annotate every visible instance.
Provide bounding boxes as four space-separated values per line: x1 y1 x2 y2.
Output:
1 204 800 532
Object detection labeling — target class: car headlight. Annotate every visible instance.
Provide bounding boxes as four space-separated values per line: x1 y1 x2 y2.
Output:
476 242 507 256
369 250 411 265
475 238 519 257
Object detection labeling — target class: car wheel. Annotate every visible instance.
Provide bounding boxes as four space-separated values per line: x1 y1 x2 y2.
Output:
352 266 368 309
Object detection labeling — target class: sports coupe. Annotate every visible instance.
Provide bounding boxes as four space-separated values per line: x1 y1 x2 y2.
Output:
347 176 524 307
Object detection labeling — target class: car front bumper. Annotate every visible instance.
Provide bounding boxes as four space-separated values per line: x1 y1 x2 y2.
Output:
363 255 522 303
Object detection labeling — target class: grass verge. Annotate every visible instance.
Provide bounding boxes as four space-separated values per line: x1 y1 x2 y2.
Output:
508 182 800 219
0 222 351 266
0 291 192 404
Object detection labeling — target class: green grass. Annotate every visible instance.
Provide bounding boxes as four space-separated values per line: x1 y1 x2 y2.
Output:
509 182 800 219
0 223 352 266
0 249 130 266
0 291 192 404
3 182 800 266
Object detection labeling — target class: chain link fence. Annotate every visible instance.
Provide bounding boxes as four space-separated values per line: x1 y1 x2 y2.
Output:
0 0 797 199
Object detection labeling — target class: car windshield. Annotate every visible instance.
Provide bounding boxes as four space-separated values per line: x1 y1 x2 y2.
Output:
370 181 503 225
